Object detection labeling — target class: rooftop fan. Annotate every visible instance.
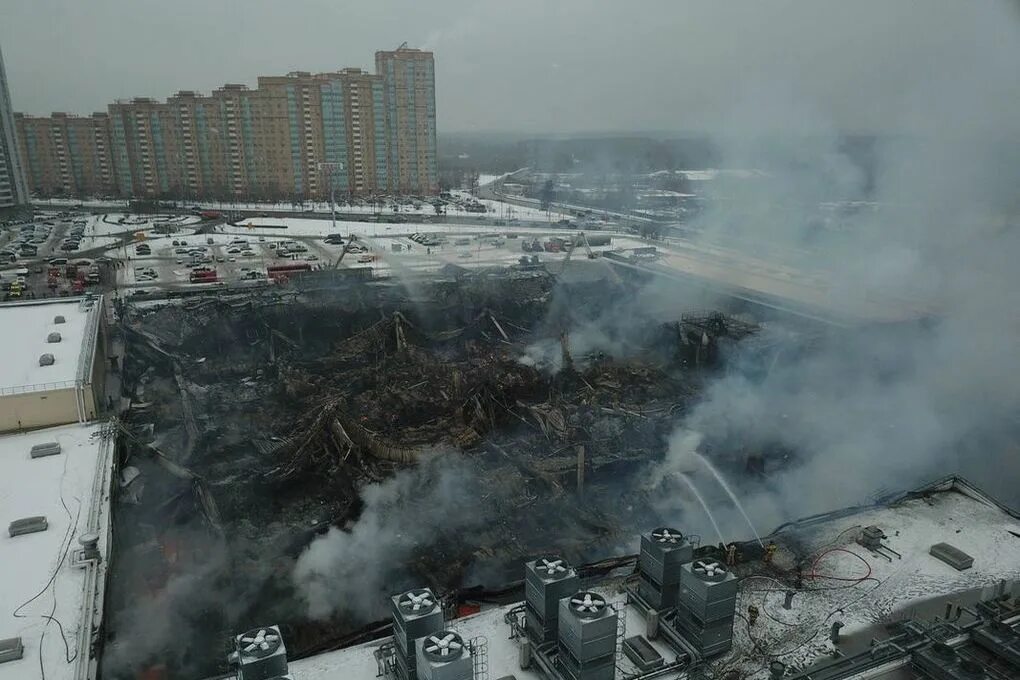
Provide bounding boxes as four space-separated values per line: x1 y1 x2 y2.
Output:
569 592 607 619
651 528 684 544
535 557 569 578
238 628 282 658
398 589 437 615
692 560 727 581
421 631 465 662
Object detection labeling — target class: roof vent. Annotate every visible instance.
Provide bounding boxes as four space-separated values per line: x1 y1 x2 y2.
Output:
30 442 61 458
47 332 62 343
9 516 48 537
930 542 974 571
398 588 439 616
421 631 465 662
39 353 55 366
533 556 571 579
567 592 608 619
0 638 24 664
54 315 66 324
650 527 685 544
691 559 729 582
234 625 289 680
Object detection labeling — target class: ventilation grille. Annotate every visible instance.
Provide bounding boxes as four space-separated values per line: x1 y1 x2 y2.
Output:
53 315 66 324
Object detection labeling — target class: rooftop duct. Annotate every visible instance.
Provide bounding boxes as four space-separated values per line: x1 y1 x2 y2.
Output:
46 332 62 343
416 631 472 680
30 442 61 458
39 353 55 366
54 315 66 324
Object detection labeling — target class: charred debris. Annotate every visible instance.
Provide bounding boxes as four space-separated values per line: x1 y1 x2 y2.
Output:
104 268 771 677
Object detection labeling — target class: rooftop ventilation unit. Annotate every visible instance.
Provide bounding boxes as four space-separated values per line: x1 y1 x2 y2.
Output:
234 625 288 680
912 643 987 680
416 631 472 680
557 592 617 680
54 315 66 324
46 332 62 343
9 516 48 537
392 588 444 680
39 353 55 366
930 543 974 571
525 556 580 644
0 638 24 664
638 527 692 610
30 442 61 458
673 559 737 657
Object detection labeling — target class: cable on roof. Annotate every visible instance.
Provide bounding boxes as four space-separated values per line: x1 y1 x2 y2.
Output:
12 448 83 669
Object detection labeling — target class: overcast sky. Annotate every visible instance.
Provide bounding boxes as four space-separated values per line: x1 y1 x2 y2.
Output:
3 0 1020 135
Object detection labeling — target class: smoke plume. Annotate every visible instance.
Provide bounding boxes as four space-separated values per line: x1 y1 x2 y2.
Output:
292 454 485 620
649 2 1020 535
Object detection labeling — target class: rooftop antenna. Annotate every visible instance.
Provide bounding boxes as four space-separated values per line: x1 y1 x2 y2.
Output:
398 41 409 50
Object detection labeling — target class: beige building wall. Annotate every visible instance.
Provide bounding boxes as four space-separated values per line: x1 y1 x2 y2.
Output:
0 387 80 431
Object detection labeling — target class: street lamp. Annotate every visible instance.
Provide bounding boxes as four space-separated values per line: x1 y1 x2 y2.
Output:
318 161 345 237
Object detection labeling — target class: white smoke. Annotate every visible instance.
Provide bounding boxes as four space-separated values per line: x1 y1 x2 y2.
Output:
650 1 1020 534
292 454 484 620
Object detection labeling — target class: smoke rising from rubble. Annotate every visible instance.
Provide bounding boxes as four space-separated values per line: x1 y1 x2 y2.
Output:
650 2 1020 533
292 454 485 620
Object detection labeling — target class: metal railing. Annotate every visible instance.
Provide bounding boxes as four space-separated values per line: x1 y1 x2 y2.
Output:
0 379 77 396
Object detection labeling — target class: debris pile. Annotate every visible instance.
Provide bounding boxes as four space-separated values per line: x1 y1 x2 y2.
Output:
104 276 766 678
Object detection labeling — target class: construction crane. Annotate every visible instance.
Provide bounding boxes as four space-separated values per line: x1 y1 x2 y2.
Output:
555 231 624 286
332 238 355 269
556 232 596 276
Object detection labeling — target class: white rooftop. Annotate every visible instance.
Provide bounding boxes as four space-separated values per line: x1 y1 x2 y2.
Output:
0 421 114 680
0 299 101 395
286 478 1020 680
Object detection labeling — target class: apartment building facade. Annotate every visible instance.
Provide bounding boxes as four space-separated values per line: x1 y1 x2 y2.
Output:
0 44 29 207
14 47 436 201
376 47 439 194
15 112 116 197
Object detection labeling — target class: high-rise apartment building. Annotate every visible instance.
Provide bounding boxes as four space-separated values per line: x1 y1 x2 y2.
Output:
14 46 436 201
108 97 184 197
15 112 116 197
376 47 438 194
0 44 29 207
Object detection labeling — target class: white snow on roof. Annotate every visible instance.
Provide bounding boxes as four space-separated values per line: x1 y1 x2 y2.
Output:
286 484 1020 680
0 299 99 394
0 422 115 680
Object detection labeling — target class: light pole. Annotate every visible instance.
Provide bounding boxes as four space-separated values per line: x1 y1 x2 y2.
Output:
318 162 344 237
